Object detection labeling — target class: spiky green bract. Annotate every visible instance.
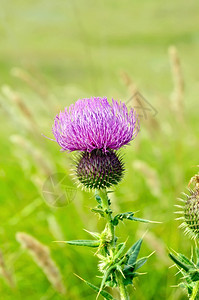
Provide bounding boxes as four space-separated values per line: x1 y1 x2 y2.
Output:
97 238 148 291
55 240 100 247
75 149 124 189
178 189 199 239
169 247 199 299
75 274 117 300
61 191 150 299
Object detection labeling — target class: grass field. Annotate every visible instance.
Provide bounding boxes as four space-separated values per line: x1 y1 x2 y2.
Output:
0 0 199 299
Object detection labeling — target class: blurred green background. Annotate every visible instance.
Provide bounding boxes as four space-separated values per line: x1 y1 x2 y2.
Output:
1 0 199 299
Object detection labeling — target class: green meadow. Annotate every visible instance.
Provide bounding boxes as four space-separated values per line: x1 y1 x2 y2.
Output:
0 0 199 299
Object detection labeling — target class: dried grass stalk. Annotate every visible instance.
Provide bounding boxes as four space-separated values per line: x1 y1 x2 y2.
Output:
137 230 170 266
16 232 66 294
2 85 35 124
121 71 148 120
0 250 15 288
10 135 52 176
133 160 161 197
121 70 139 100
11 68 48 99
169 46 184 121
120 71 141 151
121 71 160 134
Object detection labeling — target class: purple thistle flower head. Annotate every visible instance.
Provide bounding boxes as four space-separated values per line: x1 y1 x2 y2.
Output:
51 97 139 189
52 97 139 153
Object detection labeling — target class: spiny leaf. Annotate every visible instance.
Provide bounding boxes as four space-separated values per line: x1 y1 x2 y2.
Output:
91 208 104 217
178 253 195 267
112 212 153 226
112 212 135 226
129 216 153 223
55 240 100 247
134 257 148 271
189 269 199 282
126 239 142 257
75 274 116 300
126 239 142 263
84 229 101 239
169 252 190 272
97 267 115 299
114 243 126 260
123 239 143 273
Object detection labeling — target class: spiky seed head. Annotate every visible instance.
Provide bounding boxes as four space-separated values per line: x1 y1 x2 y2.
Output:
180 189 199 239
75 149 124 190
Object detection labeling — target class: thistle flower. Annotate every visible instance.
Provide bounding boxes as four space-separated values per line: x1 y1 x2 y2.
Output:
53 97 139 153
52 97 139 189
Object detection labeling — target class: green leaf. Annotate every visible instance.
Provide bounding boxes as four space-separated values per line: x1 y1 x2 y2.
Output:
99 269 112 292
187 284 194 296
129 216 152 223
124 239 143 271
189 269 199 282
75 274 116 300
112 212 152 226
57 240 100 247
114 243 126 260
169 252 190 272
178 253 195 267
97 267 116 299
127 239 142 261
84 229 101 239
112 212 135 226
91 208 104 217
134 257 148 271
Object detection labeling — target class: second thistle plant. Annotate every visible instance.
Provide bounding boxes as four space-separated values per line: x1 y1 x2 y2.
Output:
50 97 151 299
169 172 199 299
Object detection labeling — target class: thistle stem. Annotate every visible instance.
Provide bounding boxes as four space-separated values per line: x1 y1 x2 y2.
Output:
116 271 129 300
97 190 129 300
97 189 115 247
191 281 199 300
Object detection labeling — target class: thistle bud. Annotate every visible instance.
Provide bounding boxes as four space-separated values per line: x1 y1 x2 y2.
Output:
181 190 199 239
75 149 124 189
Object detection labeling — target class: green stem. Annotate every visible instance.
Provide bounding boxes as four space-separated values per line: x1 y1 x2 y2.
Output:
96 190 129 300
116 271 129 300
191 281 199 300
97 189 115 247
